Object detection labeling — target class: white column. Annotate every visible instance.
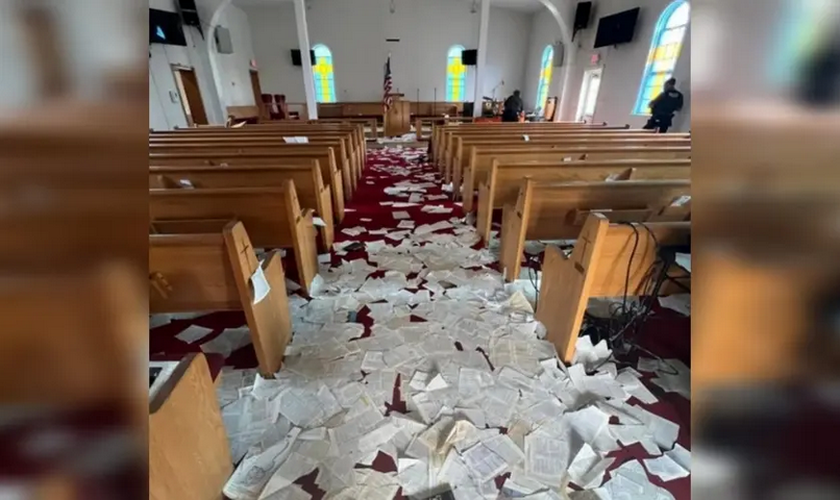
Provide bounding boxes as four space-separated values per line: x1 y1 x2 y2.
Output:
293 0 318 120
557 47 575 122
472 0 490 117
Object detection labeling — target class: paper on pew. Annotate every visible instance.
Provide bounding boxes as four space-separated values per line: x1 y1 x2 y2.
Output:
670 195 691 207
250 266 271 305
313 217 327 227
283 136 309 143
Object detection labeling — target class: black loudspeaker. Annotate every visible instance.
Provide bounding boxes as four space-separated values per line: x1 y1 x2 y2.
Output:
178 0 201 27
291 49 316 66
461 49 478 66
463 102 474 116
573 1 592 39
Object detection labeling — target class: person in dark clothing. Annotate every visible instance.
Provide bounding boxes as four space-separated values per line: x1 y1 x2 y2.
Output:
644 78 684 133
502 90 524 122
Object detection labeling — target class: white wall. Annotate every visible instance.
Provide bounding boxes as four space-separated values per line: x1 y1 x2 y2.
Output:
245 3 304 102
242 0 529 104
148 0 255 129
523 11 563 111
485 7 531 101
213 4 258 109
524 0 691 130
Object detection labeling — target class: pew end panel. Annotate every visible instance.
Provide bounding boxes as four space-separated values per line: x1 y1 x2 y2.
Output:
223 221 292 376
535 214 691 362
535 214 611 363
150 353 232 500
286 179 319 297
500 179 534 282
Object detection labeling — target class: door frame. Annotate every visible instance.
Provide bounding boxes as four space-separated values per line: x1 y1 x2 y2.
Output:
249 69 268 120
170 65 208 127
575 67 603 123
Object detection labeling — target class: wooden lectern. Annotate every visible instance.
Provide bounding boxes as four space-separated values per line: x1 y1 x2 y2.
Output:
384 93 411 137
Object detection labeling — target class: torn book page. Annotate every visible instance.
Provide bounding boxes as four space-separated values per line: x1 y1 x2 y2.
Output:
175 324 213 344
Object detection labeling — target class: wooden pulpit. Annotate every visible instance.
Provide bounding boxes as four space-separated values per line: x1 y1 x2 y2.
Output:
384 94 411 137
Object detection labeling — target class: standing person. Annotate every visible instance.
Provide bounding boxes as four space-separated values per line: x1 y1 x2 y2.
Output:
644 78 684 133
502 90 524 122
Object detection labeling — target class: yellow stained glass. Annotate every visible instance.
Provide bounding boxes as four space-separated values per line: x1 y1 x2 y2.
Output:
446 45 467 102
312 44 336 103
633 1 689 115
535 45 554 116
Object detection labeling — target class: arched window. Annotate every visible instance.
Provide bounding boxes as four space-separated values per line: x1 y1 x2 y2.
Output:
535 45 554 115
633 1 690 114
446 45 467 102
313 44 337 103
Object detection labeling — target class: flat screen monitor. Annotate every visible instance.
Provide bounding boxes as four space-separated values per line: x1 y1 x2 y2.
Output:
461 49 478 66
593 8 640 48
150 9 187 46
291 49 317 66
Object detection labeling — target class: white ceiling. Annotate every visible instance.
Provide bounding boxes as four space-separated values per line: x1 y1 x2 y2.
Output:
233 0 545 14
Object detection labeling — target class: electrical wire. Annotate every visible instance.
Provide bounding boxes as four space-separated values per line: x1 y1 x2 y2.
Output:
584 221 682 376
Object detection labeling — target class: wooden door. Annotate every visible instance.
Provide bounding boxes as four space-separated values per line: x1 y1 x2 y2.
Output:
172 68 208 126
249 70 268 120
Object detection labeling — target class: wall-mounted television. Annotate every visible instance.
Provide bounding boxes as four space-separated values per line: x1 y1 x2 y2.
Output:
149 8 187 46
462 49 478 66
291 49 317 66
593 7 640 48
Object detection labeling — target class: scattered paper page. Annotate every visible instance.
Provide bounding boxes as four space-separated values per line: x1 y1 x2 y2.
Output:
659 294 691 316
461 442 508 482
200 326 251 358
392 211 411 220
175 324 213 344
313 217 327 227
643 453 690 482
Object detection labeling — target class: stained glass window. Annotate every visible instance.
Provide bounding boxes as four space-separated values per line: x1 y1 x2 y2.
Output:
633 1 690 115
446 45 466 102
536 45 554 115
313 44 336 103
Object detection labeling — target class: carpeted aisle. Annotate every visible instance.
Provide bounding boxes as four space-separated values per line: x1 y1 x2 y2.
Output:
150 144 690 500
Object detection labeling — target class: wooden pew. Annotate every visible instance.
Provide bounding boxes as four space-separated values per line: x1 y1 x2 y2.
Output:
460 143 692 209
476 158 691 243
433 123 630 166
158 122 364 176
309 117 376 140
149 161 335 250
149 182 319 295
149 220 292 375
154 125 365 182
500 179 691 281
449 132 689 185
149 149 346 223
150 353 232 500
149 139 358 197
177 121 367 164
431 120 600 159
536 213 690 362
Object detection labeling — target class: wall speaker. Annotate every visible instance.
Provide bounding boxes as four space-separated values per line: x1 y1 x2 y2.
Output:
214 26 233 54
573 1 592 40
553 42 565 67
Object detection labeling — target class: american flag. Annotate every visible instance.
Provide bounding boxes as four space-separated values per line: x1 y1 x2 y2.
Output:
383 54 393 111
